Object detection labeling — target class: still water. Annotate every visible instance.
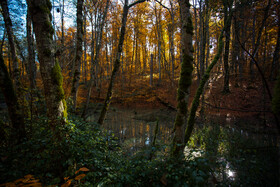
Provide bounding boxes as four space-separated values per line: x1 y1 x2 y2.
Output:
88 106 279 184
102 108 174 149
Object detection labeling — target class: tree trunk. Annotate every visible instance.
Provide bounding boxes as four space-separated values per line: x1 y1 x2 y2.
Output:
71 0 84 112
184 9 233 144
83 8 87 84
82 0 109 118
232 7 240 80
171 0 193 156
170 0 175 86
28 0 67 131
270 9 280 80
150 53 153 86
98 0 146 125
60 0 65 69
222 0 232 94
0 53 26 144
0 0 21 91
27 6 37 90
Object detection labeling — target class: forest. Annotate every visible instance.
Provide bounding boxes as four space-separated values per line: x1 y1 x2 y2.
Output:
0 0 280 186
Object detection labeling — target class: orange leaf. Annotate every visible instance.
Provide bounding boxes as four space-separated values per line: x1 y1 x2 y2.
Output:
61 179 72 187
79 167 90 172
74 174 86 180
64 176 69 181
75 167 90 174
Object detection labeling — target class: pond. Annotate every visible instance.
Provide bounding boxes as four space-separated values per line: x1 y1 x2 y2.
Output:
86 105 280 185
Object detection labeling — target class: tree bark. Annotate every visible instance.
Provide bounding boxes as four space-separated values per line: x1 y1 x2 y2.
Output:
28 0 67 131
27 6 37 90
222 0 233 94
98 0 146 125
0 0 21 91
150 53 153 86
270 10 280 80
171 0 193 156
71 0 84 112
184 9 234 144
82 0 109 118
0 53 26 144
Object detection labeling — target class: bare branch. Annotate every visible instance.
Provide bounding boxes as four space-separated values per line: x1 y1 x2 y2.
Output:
128 0 146 9
154 0 171 15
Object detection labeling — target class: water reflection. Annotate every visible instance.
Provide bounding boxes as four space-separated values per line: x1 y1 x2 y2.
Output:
102 108 173 150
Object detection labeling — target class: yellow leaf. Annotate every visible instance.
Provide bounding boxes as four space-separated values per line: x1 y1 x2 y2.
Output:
74 174 86 180
61 179 72 187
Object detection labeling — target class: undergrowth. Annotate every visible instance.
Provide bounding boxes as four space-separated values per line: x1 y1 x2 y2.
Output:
0 116 278 186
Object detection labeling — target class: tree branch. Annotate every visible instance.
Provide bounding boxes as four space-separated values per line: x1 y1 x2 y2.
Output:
154 0 171 15
128 0 146 9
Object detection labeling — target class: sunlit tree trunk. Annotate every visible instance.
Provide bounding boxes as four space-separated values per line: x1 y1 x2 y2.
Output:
171 0 193 156
0 53 26 144
154 4 162 83
82 0 109 118
150 53 153 86
28 0 67 131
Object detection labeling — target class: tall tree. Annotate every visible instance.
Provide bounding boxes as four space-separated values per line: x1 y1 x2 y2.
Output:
171 0 193 156
184 7 234 145
270 9 280 80
0 52 26 144
82 0 110 118
26 4 37 90
98 0 146 125
27 0 67 131
0 0 21 91
71 0 84 112
222 0 233 93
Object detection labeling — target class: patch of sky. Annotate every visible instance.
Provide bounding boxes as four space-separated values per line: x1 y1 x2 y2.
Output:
0 0 26 39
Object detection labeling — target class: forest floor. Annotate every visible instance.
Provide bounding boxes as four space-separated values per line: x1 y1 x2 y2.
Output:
70 72 279 136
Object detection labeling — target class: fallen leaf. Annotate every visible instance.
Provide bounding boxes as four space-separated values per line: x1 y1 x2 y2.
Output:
61 179 72 187
74 174 86 180
79 167 90 172
75 167 90 174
